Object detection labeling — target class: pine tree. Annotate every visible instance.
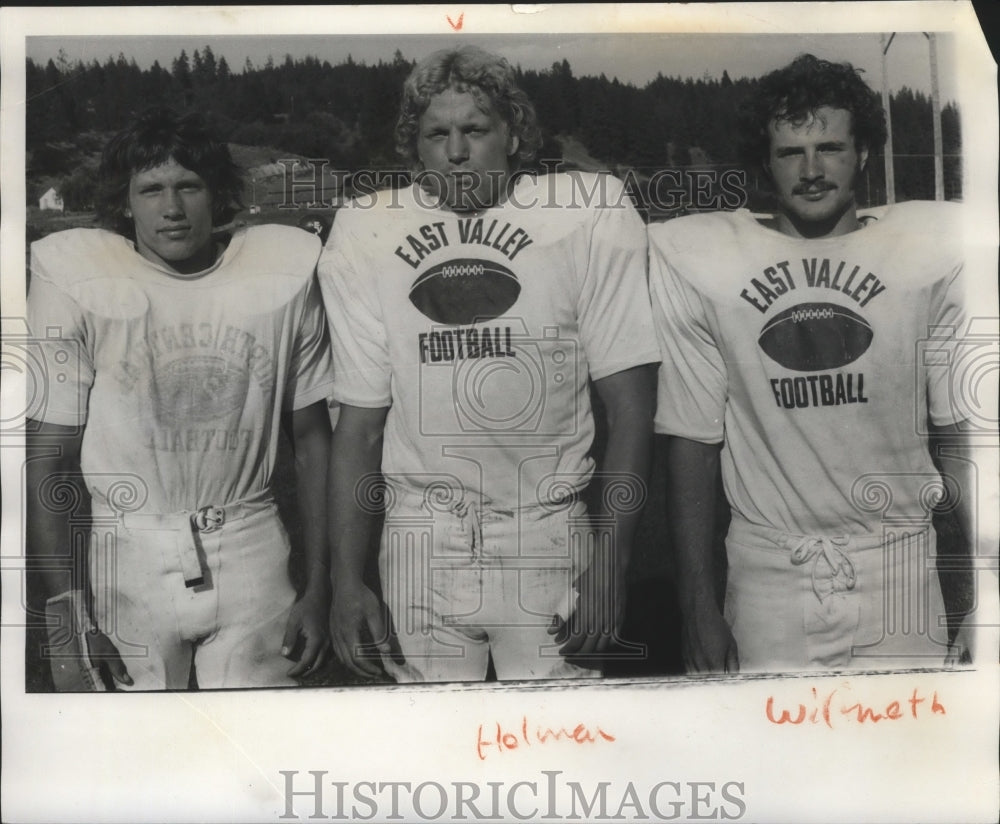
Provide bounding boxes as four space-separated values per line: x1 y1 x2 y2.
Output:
201 45 217 83
172 50 191 86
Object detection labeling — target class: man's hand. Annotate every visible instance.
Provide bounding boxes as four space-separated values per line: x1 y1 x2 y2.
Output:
929 423 978 670
329 580 392 679
327 404 391 679
85 629 134 688
550 544 626 660
282 587 332 678
45 589 133 690
945 615 973 667
682 601 739 674
285 402 333 679
664 436 735 675
563 364 654 665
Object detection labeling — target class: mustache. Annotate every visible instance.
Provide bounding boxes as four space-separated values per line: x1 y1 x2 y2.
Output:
792 182 837 195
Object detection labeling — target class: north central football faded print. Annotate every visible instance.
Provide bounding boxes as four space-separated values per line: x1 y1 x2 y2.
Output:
29 225 333 512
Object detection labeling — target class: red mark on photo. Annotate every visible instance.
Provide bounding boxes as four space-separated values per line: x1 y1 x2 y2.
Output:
766 685 946 729
447 13 464 31
476 716 615 760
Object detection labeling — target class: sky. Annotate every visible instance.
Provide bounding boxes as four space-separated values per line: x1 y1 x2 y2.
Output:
25 31 960 102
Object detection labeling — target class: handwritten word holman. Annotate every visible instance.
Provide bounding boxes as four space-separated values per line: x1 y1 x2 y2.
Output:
477 716 615 760
766 685 946 729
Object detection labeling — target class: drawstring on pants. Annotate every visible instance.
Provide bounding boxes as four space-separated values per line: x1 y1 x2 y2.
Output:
450 498 484 559
788 535 857 603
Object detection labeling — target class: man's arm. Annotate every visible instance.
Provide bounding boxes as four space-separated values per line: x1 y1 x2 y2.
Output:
26 422 85 601
556 364 656 658
928 421 978 663
282 400 333 677
26 421 132 687
665 435 738 674
327 403 391 678
930 423 976 552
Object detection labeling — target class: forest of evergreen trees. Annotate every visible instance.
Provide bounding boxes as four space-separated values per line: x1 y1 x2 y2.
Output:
26 47 962 213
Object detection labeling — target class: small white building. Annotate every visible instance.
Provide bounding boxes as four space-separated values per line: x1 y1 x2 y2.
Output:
39 187 64 211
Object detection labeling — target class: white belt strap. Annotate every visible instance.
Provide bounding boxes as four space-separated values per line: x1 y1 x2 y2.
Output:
94 490 274 587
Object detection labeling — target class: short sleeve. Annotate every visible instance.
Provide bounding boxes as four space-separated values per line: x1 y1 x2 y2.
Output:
26 245 94 426
925 262 967 427
316 212 392 407
285 274 336 411
576 176 661 380
648 226 727 443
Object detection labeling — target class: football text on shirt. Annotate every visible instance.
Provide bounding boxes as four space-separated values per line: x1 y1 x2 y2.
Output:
735 257 888 411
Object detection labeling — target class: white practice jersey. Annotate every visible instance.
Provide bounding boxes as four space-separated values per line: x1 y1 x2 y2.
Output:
650 201 966 535
29 225 334 512
318 173 660 507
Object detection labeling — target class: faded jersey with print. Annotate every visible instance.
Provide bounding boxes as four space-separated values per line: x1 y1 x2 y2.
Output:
28 225 334 512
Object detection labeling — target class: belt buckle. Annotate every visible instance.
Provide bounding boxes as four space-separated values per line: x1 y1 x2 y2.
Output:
193 505 225 533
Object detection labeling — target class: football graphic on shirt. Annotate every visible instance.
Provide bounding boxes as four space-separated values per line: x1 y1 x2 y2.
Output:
409 258 520 325
758 302 873 371
152 356 251 426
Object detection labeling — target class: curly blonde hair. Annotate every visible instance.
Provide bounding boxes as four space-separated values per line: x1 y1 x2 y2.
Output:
395 46 542 170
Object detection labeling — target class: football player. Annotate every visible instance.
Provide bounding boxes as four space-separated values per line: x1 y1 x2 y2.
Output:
27 108 334 690
650 54 975 672
318 46 660 682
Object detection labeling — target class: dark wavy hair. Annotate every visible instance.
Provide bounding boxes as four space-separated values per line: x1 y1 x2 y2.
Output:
96 107 244 237
395 46 543 170
738 54 888 170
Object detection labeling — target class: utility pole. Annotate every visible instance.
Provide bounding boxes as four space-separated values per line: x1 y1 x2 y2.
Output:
882 32 945 203
880 32 896 205
925 32 945 200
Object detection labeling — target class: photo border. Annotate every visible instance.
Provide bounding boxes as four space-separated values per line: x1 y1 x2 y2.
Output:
2 4 997 823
